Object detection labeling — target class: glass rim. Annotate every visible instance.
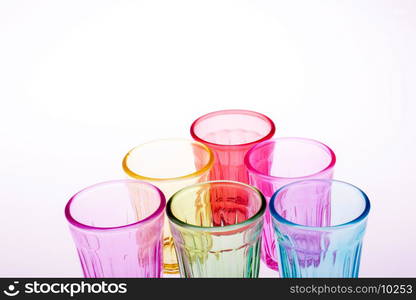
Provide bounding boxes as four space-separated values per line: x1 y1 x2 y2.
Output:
244 137 336 180
122 138 215 182
166 180 267 232
269 179 370 230
190 109 276 147
64 179 166 231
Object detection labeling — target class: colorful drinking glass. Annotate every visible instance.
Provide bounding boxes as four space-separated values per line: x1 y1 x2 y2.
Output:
245 137 336 270
122 139 214 274
65 180 166 278
270 179 370 278
167 180 266 278
190 109 276 183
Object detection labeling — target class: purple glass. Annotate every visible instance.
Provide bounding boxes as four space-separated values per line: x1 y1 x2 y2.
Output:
65 180 166 278
245 137 336 270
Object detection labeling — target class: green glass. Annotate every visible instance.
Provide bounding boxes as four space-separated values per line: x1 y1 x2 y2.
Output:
166 180 266 278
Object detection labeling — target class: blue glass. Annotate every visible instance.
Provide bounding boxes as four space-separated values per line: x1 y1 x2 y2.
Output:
269 179 370 278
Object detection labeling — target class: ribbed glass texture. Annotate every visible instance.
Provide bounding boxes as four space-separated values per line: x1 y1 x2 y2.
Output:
65 180 165 278
245 137 336 270
270 179 370 278
190 109 276 184
167 181 266 278
122 139 214 274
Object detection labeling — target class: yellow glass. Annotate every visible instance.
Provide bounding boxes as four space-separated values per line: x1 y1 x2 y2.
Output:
122 139 214 274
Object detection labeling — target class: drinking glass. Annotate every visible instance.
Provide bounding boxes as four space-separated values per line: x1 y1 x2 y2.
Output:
245 137 336 270
190 109 275 183
122 139 214 273
269 179 370 278
167 180 266 278
65 180 166 278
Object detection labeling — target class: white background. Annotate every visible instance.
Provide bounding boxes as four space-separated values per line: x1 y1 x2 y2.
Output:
1 0 415 277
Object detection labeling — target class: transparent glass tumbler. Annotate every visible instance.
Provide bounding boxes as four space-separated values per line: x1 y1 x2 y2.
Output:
270 179 371 278
167 181 266 278
65 180 166 278
190 109 276 183
122 139 214 274
245 137 336 270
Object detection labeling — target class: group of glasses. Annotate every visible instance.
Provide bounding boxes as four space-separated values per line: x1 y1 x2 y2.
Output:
64 109 371 278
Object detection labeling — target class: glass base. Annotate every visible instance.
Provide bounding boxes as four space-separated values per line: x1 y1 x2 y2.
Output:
163 236 179 274
263 256 279 271
163 263 179 274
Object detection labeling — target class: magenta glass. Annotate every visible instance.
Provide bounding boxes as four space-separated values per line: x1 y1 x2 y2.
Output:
65 180 166 278
245 137 336 270
190 109 276 183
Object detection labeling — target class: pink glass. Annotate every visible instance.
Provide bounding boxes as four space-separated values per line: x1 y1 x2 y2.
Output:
64 180 165 278
245 137 336 270
190 110 276 184
191 110 275 229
